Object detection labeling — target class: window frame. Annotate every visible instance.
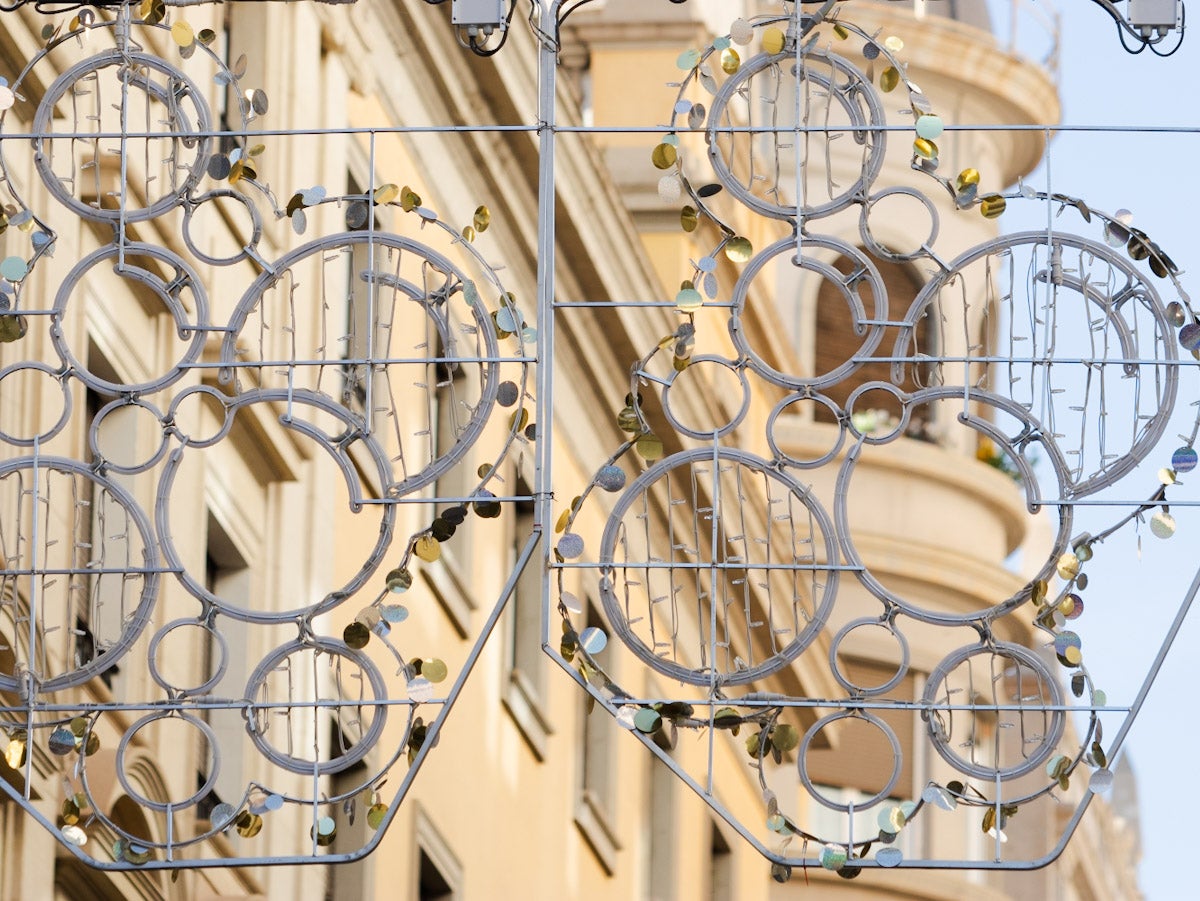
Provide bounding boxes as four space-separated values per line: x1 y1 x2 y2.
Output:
500 476 551 758
575 599 620 875
412 806 463 901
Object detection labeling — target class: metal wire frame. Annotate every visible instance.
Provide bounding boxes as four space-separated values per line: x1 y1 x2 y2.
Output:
0 0 1194 879
545 0 1200 876
0 530 542 870
0 0 538 869
549 555 1200 871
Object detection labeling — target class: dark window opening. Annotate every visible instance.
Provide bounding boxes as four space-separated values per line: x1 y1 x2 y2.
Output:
710 820 732 901
509 479 541 690
813 253 935 438
418 849 453 901
196 770 224 822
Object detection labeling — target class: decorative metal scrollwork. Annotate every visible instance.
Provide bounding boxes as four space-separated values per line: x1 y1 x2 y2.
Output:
555 3 1200 875
0 0 1193 881
0 2 531 868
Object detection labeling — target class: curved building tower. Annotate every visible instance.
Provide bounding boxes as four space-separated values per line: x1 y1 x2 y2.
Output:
558 1 1145 899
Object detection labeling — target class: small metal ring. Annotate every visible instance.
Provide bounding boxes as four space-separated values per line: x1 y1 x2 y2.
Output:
88 396 169 474
166 385 236 449
859 187 940 263
148 618 229 696
729 235 887 393
706 49 887 221
182 189 265 267
243 638 389 777
115 713 221 813
51 242 209 397
921 641 1065 782
798 710 902 811
843 381 911 445
0 361 72 446
661 355 750 439
828 617 910 696
766 391 847 470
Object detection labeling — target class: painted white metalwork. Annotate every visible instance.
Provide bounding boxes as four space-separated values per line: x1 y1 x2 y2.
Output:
0 0 1193 882
0 0 533 871
551 0 1200 877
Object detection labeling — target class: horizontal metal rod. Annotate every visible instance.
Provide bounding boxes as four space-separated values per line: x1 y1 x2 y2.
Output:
555 560 861 571
9 123 1200 139
553 301 736 309
1 125 543 140
860 356 1199 366
557 123 1200 135
0 697 446 713
0 697 1127 715
425 695 1127 714
185 356 536 368
0 567 179 576
357 494 533 505
1036 497 1200 507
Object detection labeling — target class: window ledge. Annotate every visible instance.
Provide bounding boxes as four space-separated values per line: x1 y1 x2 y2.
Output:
575 789 619 875
502 670 552 760
421 551 475 638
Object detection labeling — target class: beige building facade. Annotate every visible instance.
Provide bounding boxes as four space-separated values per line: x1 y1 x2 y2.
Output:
0 1 1145 900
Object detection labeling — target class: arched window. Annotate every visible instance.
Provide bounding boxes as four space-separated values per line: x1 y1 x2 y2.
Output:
813 252 935 437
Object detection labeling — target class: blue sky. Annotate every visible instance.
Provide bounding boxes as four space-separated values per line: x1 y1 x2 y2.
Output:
983 2 1199 898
